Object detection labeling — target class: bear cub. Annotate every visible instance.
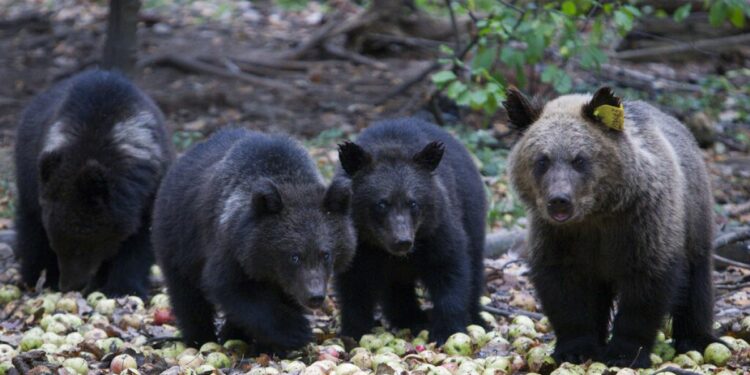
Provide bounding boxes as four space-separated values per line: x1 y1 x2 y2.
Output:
505 87 717 368
14 70 174 297
152 129 356 351
335 118 487 345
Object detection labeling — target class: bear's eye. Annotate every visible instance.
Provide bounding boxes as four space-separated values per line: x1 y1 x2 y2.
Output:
322 251 331 261
572 155 588 172
534 156 550 175
408 200 419 210
290 254 301 264
376 200 389 210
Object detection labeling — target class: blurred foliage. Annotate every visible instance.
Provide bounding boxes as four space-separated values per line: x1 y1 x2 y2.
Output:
432 0 750 115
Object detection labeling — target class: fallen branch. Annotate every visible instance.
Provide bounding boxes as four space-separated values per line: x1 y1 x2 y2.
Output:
484 229 526 259
279 10 379 61
614 33 750 61
727 201 750 217
0 230 15 248
712 229 750 250
323 43 387 69
366 33 444 50
137 54 299 93
595 63 703 93
482 305 544 320
713 254 750 270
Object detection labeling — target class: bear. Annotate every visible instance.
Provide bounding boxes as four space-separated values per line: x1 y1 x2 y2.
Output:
334 117 487 345
14 70 174 297
504 86 717 368
151 129 356 351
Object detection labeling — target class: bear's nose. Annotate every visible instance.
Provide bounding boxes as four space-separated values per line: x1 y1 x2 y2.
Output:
307 296 325 309
547 195 573 222
393 239 413 254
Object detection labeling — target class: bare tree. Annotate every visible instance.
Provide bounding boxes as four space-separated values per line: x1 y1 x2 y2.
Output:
102 0 141 75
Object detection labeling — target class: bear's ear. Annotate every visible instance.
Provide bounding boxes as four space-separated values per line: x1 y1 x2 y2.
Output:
75 160 109 203
39 151 63 184
252 178 283 216
338 141 371 177
413 141 444 172
323 177 351 214
582 87 623 130
502 86 541 130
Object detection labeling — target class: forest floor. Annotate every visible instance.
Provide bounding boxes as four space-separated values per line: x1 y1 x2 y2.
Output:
0 0 750 374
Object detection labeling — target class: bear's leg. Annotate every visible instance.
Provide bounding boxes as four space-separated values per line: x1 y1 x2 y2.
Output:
468 240 487 328
418 233 472 345
336 251 380 340
672 256 718 353
16 211 58 289
532 265 610 364
99 224 154 298
168 272 217 346
382 279 428 332
603 277 672 368
204 257 312 352
219 321 249 342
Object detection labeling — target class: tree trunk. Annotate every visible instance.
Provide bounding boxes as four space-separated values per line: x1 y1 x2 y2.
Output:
102 0 141 76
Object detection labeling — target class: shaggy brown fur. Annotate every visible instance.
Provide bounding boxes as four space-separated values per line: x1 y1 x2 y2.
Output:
505 87 717 368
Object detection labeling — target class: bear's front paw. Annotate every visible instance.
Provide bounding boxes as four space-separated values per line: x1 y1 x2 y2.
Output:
553 336 601 365
674 335 721 354
602 341 651 368
430 324 465 346
272 319 314 350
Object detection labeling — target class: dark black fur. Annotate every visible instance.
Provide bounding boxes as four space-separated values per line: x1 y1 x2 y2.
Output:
335 118 487 345
152 129 355 351
14 70 173 297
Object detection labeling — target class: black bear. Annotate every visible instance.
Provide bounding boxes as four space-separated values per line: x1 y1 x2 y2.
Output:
152 129 356 351
505 87 717 368
14 70 174 297
335 118 487 345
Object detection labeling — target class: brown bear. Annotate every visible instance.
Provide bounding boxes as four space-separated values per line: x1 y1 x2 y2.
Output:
505 87 717 368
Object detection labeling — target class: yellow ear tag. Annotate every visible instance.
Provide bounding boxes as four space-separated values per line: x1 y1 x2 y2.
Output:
593 104 625 131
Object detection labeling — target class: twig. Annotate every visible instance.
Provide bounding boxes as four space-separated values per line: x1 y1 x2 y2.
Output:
323 43 387 69
614 33 750 61
373 35 478 106
482 305 544 320
137 54 299 93
444 0 461 52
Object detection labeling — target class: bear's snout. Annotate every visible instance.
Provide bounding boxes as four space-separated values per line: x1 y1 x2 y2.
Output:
547 194 573 222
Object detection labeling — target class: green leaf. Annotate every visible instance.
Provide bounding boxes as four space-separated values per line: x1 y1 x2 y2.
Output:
446 80 468 99
500 47 525 68
673 3 691 22
561 1 577 16
432 71 457 86
472 46 498 71
709 2 728 27
614 9 633 32
524 33 545 61
470 90 489 109
729 6 745 28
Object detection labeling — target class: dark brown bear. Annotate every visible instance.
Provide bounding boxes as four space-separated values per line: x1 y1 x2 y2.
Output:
152 129 355 352
505 87 717 368
14 70 173 297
